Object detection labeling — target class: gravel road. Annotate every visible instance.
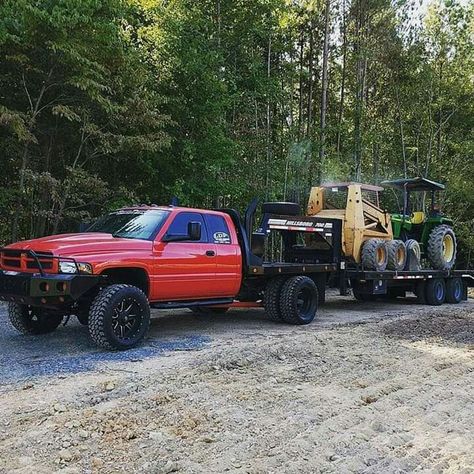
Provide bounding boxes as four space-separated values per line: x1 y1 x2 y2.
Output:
1 293 469 386
0 295 473 473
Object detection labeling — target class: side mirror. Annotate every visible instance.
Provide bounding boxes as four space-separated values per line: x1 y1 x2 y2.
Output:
188 221 201 241
163 221 202 242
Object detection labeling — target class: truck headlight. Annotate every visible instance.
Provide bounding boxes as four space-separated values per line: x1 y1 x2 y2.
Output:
59 261 93 275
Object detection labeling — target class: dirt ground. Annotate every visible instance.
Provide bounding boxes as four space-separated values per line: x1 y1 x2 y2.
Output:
0 294 473 473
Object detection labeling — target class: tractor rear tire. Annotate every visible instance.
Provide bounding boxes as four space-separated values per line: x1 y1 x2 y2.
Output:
386 240 407 271
8 303 63 335
427 225 457 270
361 239 388 271
425 278 446 306
262 202 301 216
264 277 287 322
445 278 463 304
279 276 318 325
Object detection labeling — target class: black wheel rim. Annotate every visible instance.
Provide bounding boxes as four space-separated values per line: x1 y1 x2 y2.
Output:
112 298 143 341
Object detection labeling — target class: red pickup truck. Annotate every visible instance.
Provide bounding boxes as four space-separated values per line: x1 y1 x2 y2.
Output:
0 201 338 349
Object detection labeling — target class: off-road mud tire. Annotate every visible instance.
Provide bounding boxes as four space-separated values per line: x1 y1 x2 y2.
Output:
279 276 318 325
264 277 287 322
8 303 63 335
89 284 150 350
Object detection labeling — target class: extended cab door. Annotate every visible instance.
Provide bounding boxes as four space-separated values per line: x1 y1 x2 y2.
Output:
204 213 242 297
152 211 217 300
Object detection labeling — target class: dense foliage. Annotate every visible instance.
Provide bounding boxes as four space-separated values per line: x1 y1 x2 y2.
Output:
0 0 473 264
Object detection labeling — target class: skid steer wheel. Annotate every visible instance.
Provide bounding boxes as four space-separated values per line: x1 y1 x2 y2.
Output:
445 278 463 304
8 303 63 335
425 278 446 306
89 284 150 350
427 225 457 270
386 240 407 271
279 276 318 325
361 239 388 271
190 307 229 314
264 277 287 322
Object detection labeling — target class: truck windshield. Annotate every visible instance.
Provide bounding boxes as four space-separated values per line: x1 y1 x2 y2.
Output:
87 210 170 240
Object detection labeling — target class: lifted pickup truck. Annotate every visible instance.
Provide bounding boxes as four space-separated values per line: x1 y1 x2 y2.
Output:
0 200 472 350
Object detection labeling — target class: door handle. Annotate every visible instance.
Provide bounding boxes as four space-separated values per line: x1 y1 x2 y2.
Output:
206 250 216 257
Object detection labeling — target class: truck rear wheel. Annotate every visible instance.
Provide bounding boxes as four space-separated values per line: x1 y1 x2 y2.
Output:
445 278 463 304
279 276 318 325
425 278 446 306
8 303 63 335
89 284 150 350
264 277 287 322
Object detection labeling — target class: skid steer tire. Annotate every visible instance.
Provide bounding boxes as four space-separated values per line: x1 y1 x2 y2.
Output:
8 303 63 335
386 240 407 271
427 225 457 270
279 276 318 325
262 202 301 216
264 277 287 322
361 239 388 271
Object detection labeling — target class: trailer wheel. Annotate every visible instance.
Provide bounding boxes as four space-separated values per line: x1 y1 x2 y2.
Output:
264 277 287 321
445 278 463 304
89 284 150 350
352 288 377 302
262 202 301 216
386 240 407 271
425 278 446 306
361 239 388 271
8 303 63 335
279 276 318 325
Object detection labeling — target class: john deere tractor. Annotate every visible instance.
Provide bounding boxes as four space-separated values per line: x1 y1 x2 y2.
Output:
382 177 456 270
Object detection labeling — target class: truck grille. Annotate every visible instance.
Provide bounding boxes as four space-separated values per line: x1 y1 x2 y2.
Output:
0 250 55 273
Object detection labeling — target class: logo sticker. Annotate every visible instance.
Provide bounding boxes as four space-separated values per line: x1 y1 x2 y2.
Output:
213 232 231 244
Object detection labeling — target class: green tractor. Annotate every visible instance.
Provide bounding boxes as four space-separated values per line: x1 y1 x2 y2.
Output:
382 177 457 270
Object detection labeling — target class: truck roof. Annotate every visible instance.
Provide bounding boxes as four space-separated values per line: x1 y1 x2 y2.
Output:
117 205 227 215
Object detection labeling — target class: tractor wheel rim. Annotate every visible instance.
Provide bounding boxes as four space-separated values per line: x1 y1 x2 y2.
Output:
442 234 454 262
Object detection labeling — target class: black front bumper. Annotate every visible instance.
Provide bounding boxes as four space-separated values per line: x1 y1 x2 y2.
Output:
0 271 100 307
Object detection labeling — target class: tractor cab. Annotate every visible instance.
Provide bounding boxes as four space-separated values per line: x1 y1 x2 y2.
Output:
381 177 456 270
381 177 453 243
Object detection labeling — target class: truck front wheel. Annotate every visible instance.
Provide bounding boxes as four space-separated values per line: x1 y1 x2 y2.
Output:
279 276 318 325
8 303 63 335
89 284 151 350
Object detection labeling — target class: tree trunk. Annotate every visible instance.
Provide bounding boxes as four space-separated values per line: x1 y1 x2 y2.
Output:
336 0 347 155
319 0 331 177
